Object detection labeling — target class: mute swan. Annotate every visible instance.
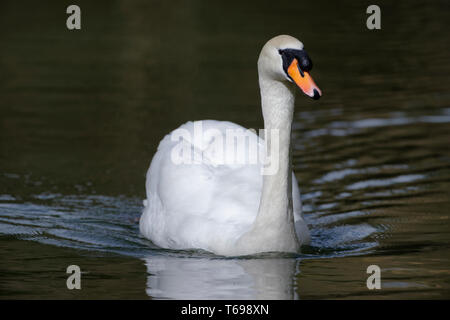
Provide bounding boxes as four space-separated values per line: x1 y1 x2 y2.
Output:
140 35 322 256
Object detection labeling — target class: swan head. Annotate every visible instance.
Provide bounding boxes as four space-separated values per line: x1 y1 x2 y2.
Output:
258 35 322 100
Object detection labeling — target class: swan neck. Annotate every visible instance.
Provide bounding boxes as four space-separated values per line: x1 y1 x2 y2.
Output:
255 78 296 231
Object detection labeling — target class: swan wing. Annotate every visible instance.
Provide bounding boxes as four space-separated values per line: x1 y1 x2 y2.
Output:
140 120 309 252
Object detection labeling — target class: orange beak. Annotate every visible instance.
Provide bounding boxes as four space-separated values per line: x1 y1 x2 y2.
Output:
287 58 322 99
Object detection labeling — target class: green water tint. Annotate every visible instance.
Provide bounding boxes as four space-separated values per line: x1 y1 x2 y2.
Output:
0 0 449 298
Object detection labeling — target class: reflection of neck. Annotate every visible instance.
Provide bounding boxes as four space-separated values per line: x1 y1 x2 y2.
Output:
236 77 299 254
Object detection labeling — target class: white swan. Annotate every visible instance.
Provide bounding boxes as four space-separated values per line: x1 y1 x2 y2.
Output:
140 35 322 256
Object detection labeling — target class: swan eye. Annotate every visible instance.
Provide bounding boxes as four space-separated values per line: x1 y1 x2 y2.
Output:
279 49 313 76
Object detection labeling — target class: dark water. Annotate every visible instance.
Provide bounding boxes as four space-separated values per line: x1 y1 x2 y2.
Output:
1 0 449 299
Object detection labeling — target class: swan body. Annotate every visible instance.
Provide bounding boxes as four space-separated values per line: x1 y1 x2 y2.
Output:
140 35 322 256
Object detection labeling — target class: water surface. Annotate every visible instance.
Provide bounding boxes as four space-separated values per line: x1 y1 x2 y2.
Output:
1 0 449 299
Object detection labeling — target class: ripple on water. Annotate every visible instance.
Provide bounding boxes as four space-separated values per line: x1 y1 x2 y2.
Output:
0 191 382 260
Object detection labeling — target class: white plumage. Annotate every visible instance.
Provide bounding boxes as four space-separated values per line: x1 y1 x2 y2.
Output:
140 120 309 255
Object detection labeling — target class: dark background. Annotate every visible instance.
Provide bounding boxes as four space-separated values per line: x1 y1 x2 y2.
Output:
0 0 449 299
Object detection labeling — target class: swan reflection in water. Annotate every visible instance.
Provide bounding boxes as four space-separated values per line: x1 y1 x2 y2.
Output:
143 255 300 299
